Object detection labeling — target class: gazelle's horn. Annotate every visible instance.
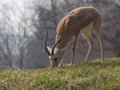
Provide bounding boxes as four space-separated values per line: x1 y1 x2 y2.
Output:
51 36 62 55
44 31 51 55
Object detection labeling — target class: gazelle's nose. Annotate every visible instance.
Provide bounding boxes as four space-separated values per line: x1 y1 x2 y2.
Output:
52 64 57 68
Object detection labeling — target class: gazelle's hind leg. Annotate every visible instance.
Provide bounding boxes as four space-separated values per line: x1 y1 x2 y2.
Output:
82 33 94 62
93 29 104 61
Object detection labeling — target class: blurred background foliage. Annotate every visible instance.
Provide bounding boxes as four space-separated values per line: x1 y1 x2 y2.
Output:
0 0 120 69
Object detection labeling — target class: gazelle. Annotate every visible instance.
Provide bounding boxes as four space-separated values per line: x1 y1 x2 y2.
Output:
44 6 104 67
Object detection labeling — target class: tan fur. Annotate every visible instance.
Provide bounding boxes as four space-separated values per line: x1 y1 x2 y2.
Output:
45 6 104 67
56 6 101 48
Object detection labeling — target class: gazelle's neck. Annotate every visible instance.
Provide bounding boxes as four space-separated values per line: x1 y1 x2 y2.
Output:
55 34 70 49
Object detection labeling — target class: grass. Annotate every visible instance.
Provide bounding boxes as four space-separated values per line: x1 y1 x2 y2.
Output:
0 58 120 90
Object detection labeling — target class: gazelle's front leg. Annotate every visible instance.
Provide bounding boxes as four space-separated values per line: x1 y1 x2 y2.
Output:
58 59 63 67
58 52 64 67
71 38 78 65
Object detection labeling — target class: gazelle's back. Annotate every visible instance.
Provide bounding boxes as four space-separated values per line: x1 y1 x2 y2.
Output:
56 6 101 47
68 6 101 29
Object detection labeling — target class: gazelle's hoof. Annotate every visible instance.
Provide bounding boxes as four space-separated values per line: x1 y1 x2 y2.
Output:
100 57 104 62
101 58 104 61
84 57 88 62
70 63 73 66
84 59 88 62
58 64 63 67
68 63 73 66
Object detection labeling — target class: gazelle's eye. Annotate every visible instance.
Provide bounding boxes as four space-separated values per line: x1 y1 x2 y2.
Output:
54 57 58 67
54 57 57 61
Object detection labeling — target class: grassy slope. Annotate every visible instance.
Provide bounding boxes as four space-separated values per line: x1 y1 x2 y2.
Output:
0 58 120 90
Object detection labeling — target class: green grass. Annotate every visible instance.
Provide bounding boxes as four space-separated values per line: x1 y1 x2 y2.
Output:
0 58 120 90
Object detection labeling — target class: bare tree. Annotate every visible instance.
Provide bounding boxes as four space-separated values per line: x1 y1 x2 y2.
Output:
0 0 35 69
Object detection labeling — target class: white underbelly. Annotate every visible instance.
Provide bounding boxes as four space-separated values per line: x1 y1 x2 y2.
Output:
80 22 93 34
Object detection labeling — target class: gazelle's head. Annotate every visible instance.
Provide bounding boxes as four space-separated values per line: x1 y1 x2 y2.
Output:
44 32 64 67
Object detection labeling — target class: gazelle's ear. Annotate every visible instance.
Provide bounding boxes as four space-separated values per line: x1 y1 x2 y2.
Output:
47 46 52 54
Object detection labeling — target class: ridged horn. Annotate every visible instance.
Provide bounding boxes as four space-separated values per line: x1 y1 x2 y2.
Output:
51 36 62 55
44 31 51 55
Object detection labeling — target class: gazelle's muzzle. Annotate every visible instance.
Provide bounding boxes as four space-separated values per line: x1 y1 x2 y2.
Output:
50 60 58 68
